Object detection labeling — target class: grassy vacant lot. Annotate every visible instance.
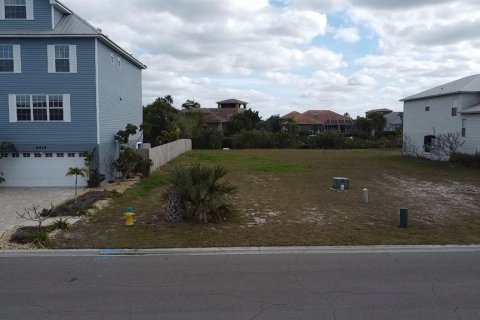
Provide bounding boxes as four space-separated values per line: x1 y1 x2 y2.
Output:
54 149 480 248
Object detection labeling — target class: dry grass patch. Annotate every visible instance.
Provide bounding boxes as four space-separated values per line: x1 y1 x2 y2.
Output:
54 149 480 248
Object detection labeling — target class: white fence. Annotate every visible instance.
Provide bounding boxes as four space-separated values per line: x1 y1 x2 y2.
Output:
137 139 192 171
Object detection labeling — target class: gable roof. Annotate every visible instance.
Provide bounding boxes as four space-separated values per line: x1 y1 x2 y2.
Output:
216 99 248 105
0 1 146 69
401 74 480 102
385 112 403 125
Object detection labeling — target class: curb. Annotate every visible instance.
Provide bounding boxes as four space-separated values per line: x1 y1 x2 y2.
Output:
2 245 480 257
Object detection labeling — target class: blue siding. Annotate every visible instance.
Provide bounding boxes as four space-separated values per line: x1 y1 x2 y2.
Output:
0 0 52 30
96 39 143 181
53 7 63 28
0 37 98 150
97 39 142 144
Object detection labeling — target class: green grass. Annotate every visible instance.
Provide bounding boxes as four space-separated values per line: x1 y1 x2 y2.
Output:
53 149 480 248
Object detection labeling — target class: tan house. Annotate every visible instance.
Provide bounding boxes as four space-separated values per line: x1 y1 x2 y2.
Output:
193 99 247 130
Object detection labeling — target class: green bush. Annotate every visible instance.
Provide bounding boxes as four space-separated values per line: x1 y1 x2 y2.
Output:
28 230 51 248
231 130 299 149
307 132 401 149
52 218 72 231
164 163 235 224
87 169 105 188
450 152 480 168
192 129 224 149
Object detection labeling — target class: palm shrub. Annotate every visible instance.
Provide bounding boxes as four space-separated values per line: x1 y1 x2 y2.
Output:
164 163 235 224
66 167 86 203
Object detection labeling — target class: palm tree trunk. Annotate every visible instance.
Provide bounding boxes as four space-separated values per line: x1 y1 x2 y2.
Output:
74 175 78 203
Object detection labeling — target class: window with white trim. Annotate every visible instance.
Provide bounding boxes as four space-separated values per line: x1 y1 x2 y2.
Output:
68 153 75 158
34 152 41 158
32 95 47 121
16 94 31 121
47 45 77 73
4 0 26 19
0 153 8 158
0 44 21 73
55 45 70 72
57 153 64 157
0 44 13 72
45 153 53 158
49 95 64 121
23 153 30 158
12 153 19 158
9 94 71 122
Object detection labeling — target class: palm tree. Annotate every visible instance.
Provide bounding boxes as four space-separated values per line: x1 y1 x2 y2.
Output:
181 100 201 110
164 164 235 224
66 167 86 203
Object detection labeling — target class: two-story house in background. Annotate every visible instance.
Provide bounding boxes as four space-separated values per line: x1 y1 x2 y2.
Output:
401 75 480 157
0 0 146 186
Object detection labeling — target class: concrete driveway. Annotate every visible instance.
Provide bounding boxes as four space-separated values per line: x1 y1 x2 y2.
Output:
0 187 77 236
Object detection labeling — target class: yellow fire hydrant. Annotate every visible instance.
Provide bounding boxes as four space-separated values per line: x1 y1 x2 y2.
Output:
124 207 135 226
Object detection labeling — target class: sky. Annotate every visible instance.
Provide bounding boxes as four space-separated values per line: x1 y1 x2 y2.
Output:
62 0 480 118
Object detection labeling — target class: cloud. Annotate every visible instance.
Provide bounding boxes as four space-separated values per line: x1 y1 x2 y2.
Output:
333 27 361 43
60 0 480 118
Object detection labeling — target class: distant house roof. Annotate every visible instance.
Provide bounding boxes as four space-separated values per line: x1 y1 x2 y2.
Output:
303 110 352 124
460 104 480 114
195 108 238 123
385 112 403 125
292 113 319 125
366 108 393 115
0 1 146 69
216 99 248 105
401 74 480 102
281 110 353 125
280 111 301 120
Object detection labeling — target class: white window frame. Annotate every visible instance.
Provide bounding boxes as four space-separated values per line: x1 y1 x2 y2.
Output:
47 44 77 73
8 94 71 123
0 0 33 20
0 44 21 73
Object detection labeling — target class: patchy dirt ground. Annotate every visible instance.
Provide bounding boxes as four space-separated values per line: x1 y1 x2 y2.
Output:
384 175 480 224
53 149 480 248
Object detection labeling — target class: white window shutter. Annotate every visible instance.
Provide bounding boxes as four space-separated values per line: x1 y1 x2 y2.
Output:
63 94 71 122
8 94 16 123
69 45 77 73
13 45 21 73
47 45 55 73
26 0 34 20
0 0 5 20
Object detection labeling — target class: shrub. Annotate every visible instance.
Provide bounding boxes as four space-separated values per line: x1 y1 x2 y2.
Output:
192 129 224 149
231 130 299 149
52 218 72 231
28 230 51 248
307 132 402 149
87 169 106 188
450 151 480 168
10 227 51 248
164 163 235 224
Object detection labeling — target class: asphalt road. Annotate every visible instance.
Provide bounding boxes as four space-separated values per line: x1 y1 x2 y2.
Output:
1 247 480 319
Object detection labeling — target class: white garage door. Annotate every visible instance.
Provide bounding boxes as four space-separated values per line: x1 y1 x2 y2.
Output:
0 152 87 187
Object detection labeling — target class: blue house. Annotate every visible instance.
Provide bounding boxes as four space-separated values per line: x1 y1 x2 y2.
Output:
0 0 146 187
